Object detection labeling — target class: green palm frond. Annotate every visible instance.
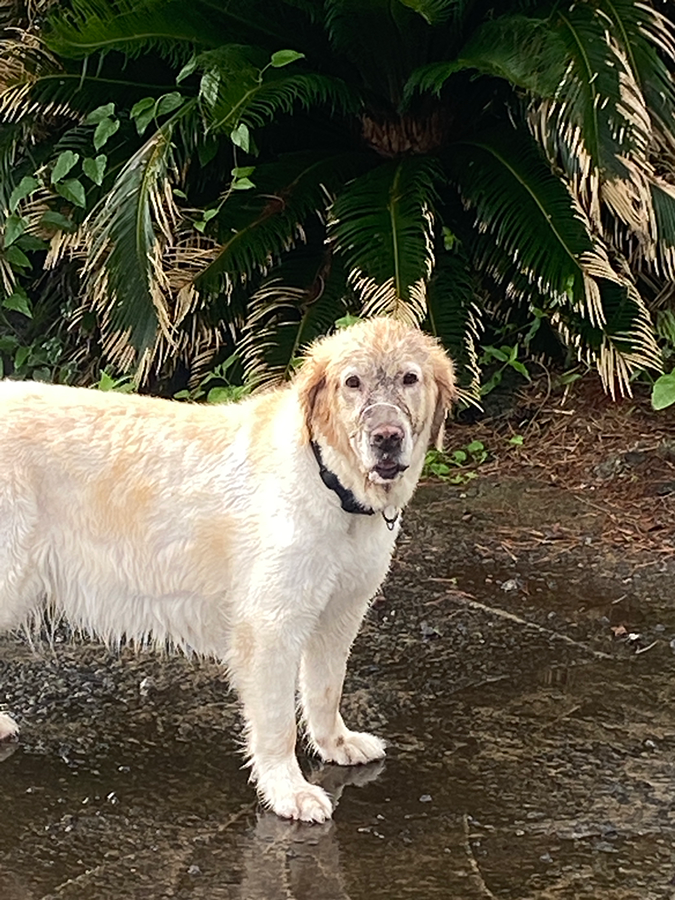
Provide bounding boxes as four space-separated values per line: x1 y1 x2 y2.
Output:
447 128 593 308
397 0 467 26
596 0 675 135
404 14 566 102
45 0 323 61
239 249 349 386
543 1 645 179
192 45 359 134
329 156 441 324
79 103 196 367
197 150 372 292
425 244 482 394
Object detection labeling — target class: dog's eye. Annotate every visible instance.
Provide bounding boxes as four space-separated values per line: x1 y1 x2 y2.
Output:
403 372 419 386
345 375 361 389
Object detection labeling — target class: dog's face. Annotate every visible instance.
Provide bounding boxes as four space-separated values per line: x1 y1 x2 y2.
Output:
297 318 456 487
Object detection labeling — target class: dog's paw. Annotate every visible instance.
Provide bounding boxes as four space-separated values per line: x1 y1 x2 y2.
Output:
316 730 386 767
261 779 333 823
0 712 19 742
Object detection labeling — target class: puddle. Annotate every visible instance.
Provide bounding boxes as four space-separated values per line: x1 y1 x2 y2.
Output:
2 479 675 898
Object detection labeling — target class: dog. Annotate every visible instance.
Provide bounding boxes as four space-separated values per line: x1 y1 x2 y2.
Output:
0 317 455 821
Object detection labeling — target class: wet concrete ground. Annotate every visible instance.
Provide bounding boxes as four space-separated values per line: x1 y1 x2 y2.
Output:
1 478 675 899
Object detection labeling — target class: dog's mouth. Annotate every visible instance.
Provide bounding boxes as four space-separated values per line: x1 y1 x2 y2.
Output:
372 460 408 481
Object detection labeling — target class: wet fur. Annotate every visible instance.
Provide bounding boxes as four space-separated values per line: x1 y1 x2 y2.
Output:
0 318 455 820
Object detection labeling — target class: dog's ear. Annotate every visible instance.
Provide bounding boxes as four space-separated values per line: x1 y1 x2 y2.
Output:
295 351 330 444
429 347 457 451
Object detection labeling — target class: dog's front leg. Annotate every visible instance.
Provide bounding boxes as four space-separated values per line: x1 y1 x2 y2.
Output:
231 621 333 823
299 597 386 767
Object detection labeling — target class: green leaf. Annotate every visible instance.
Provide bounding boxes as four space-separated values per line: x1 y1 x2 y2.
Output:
5 245 31 269
130 97 156 135
51 150 80 184
56 178 86 208
176 57 198 84
16 234 48 252
232 166 256 178
231 176 255 190
0 335 18 352
652 373 675 410
85 103 115 124
270 50 305 68
510 360 530 379
83 155 107 185
40 210 75 231
9 176 39 212
466 440 485 454
94 117 120 151
230 122 250 152
5 215 27 246
509 434 524 445
156 91 184 116
3 289 32 317
14 346 30 368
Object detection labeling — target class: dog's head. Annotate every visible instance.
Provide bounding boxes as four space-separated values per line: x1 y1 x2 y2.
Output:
296 318 456 490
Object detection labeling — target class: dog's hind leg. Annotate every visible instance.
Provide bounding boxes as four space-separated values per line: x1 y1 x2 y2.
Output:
299 593 386 767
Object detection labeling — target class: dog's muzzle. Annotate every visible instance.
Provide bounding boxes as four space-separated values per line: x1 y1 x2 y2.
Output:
370 424 408 480
362 401 411 482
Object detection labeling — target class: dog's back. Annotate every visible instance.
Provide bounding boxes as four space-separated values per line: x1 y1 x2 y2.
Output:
0 381 288 653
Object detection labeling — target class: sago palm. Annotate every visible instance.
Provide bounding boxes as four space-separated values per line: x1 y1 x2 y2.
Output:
1 0 674 395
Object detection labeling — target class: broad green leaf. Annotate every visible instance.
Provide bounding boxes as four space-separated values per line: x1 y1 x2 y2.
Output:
85 103 115 124
130 97 154 118
230 123 250 152
156 92 184 116
40 211 74 231
51 150 79 184
0 335 18 352
9 176 39 212
56 178 87 208
176 57 198 84
130 97 155 134
94 117 120 151
652 373 675 410
3 289 32 317
270 49 305 68
231 176 255 190
14 346 30 368
232 166 256 178
5 215 27 246
16 234 48 252
83 155 107 185
5 245 31 269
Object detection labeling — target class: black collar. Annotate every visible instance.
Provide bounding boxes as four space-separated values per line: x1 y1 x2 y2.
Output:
311 441 374 516
310 441 401 531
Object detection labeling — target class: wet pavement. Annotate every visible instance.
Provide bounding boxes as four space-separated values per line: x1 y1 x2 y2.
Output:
1 478 675 899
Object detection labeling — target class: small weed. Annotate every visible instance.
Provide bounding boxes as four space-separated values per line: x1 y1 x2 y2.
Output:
423 440 488 484
174 352 252 404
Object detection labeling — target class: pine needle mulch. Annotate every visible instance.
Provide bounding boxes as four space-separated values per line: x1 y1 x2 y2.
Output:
449 375 675 557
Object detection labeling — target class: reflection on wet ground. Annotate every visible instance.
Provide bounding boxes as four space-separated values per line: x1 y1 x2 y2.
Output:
2 479 675 899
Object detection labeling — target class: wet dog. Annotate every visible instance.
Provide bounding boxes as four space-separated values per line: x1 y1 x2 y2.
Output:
0 317 455 820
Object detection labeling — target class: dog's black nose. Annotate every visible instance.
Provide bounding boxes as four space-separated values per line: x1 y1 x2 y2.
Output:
370 425 404 456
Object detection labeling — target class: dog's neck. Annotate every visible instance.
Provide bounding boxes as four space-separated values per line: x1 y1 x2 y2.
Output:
310 439 410 530
310 441 374 517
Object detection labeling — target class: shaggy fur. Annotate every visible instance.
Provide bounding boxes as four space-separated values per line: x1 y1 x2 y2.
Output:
0 317 455 821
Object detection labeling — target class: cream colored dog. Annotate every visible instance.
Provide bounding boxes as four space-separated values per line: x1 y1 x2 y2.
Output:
0 317 455 821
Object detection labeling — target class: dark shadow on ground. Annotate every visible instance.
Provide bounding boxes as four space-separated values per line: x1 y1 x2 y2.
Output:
1 478 675 899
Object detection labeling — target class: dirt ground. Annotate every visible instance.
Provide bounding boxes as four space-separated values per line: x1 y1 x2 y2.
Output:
1 376 675 899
